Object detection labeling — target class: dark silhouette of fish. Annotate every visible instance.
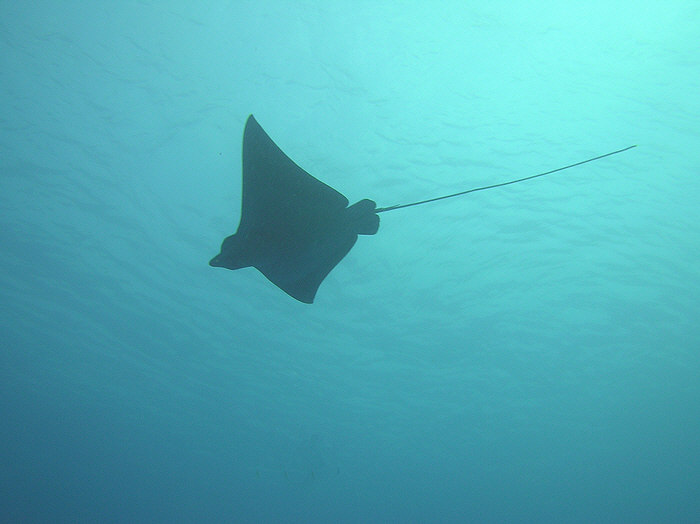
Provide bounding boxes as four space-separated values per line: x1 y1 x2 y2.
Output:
210 115 635 303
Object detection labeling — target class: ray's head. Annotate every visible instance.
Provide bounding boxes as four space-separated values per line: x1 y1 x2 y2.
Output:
209 233 250 270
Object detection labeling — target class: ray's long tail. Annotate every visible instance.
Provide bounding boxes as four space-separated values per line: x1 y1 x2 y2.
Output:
375 145 637 213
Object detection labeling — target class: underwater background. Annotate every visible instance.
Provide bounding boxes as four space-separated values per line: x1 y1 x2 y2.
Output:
2 2 699 522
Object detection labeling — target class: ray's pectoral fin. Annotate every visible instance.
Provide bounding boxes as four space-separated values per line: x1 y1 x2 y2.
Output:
253 199 379 304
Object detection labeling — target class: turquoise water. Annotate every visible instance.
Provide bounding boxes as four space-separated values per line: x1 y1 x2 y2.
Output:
2 2 699 522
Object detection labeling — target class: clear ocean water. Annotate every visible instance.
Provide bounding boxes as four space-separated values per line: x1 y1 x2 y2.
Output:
2 2 699 522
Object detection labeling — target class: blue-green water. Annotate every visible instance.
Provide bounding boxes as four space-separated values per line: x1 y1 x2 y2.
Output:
2 2 699 522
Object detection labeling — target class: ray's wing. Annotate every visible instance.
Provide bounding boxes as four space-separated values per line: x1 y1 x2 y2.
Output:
238 115 348 235
255 233 358 304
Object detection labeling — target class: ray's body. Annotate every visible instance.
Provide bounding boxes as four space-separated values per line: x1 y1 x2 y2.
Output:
210 116 378 303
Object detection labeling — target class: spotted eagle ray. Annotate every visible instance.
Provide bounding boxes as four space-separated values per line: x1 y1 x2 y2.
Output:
210 115 635 303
